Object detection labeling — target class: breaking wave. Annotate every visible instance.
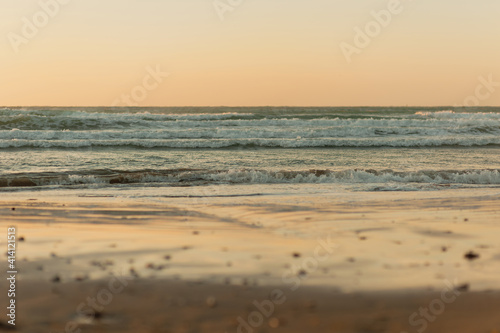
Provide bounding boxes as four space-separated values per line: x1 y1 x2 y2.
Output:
2 168 500 189
1 109 500 148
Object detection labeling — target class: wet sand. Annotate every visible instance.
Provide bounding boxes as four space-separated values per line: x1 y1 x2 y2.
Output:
1 188 500 332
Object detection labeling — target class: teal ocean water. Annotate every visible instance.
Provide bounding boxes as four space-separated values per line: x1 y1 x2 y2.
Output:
1 107 500 193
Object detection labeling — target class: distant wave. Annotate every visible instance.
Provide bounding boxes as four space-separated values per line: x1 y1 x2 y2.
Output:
0 111 256 130
415 110 500 119
1 109 500 148
1 109 500 130
2 168 500 189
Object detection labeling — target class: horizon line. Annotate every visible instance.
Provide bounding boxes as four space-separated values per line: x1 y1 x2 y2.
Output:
3 105 500 108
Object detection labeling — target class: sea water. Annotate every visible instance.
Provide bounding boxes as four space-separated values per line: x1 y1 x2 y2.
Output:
1 107 500 197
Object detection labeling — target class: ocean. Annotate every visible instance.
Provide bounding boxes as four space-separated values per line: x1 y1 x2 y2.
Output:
1 106 500 197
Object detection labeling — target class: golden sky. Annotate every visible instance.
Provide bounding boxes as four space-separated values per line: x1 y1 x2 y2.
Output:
1 0 499 106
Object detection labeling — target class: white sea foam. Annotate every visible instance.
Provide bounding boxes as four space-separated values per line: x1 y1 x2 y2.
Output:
414 111 500 119
0 124 497 141
1 135 500 148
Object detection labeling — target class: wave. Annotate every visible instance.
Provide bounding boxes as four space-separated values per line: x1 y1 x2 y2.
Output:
1 109 500 130
415 110 500 119
2 168 500 188
1 136 500 148
1 109 500 148
1 122 499 141
0 111 258 130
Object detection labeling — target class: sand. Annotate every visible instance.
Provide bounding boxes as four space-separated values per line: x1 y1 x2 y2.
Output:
1 187 500 332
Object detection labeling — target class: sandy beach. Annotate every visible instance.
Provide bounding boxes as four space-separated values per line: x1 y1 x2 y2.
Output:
3 0 500 330
2 187 500 332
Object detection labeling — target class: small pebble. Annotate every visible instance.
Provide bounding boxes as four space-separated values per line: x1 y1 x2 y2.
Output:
455 283 470 292
292 252 301 258
464 251 480 260
130 268 139 278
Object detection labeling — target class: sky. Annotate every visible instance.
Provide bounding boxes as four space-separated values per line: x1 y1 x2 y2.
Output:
1 0 499 107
